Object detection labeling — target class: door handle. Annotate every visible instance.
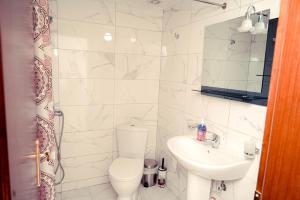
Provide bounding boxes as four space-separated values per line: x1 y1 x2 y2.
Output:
35 139 41 187
25 139 51 187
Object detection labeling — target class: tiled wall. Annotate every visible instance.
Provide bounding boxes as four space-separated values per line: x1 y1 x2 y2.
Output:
50 0 162 192
156 0 280 200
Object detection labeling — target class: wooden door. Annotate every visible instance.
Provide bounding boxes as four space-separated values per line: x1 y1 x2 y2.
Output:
256 0 300 199
0 0 39 199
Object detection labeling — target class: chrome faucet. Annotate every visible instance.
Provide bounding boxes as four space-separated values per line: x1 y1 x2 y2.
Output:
188 123 220 148
204 132 220 148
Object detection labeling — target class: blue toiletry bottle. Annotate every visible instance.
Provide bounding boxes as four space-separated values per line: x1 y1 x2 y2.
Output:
197 120 206 141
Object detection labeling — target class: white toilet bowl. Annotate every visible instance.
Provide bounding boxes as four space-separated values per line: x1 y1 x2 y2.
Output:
108 124 148 200
109 158 144 200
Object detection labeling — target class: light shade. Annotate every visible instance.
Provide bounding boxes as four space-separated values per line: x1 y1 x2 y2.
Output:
237 18 253 32
251 12 267 34
237 5 256 33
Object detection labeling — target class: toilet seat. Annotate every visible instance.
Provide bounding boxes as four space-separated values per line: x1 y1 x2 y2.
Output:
109 157 143 182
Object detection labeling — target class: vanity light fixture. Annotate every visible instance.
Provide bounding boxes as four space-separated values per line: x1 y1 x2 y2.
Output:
251 11 267 34
238 6 267 34
237 5 256 32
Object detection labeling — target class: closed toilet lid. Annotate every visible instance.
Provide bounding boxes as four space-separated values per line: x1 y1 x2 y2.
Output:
109 158 143 181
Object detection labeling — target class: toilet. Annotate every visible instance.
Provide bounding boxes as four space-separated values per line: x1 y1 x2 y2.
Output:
109 124 148 200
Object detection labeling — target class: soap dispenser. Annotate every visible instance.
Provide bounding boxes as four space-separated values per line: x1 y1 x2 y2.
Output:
197 119 207 141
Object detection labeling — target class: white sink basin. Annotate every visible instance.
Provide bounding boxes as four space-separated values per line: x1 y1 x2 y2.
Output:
167 135 251 180
167 135 252 200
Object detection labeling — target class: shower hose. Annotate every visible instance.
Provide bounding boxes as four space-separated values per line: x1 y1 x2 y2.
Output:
54 110 65 185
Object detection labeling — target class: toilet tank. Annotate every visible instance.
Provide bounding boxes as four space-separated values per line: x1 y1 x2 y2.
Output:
117 124 148 159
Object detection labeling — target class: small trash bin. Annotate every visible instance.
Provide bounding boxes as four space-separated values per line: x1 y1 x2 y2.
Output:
141 159 158 187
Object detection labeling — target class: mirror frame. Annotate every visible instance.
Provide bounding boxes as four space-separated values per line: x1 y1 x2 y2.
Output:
199 17 278 106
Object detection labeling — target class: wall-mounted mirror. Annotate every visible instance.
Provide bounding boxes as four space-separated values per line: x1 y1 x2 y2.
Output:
200 10 278 106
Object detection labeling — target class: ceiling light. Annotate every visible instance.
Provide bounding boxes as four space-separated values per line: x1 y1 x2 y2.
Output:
104 32 112 41
130 37 137 43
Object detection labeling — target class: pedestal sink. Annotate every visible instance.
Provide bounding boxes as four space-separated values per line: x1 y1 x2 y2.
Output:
167 135 252 200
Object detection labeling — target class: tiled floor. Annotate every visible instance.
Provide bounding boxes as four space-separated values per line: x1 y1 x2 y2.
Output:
56 183 178 200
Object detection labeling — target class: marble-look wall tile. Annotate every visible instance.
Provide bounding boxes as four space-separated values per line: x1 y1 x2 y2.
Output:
188 21 204 54
185 87 231 123
59 50 115 79
57 0 115 25
145 128 158 150
63 105 114 132
58 20 115 52
115 54 160 80
185 92 231 127
155 128 170 157
62 176 109 192
159 81 186 111
49 0 58 18
145 146 157 159
52 49 60 104
116 27 161 56
115 80 159 104
115 104 158 126
184 86 208 117
50 1 58 49
191 0 240 23
162 25 191 56
233 177 257 200
61 130 114 158
187 54 203 85
202 96 231 126
60 187 91 199
62 153 112 182
228 102 267 139
60 79 114 106
240 0 264 6
160 55 188 83
116 0 163 31
158 105 185 135
162 0 192 30
225 129 252 154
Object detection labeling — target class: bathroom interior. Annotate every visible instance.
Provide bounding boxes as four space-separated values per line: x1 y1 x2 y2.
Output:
41 0 281 199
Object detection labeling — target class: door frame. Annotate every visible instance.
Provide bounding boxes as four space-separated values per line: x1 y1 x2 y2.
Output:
0 32 11 200
256 0 300 199
0 0 38 199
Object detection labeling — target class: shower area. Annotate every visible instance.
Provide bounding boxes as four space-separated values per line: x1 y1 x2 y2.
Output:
49 0 165 199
